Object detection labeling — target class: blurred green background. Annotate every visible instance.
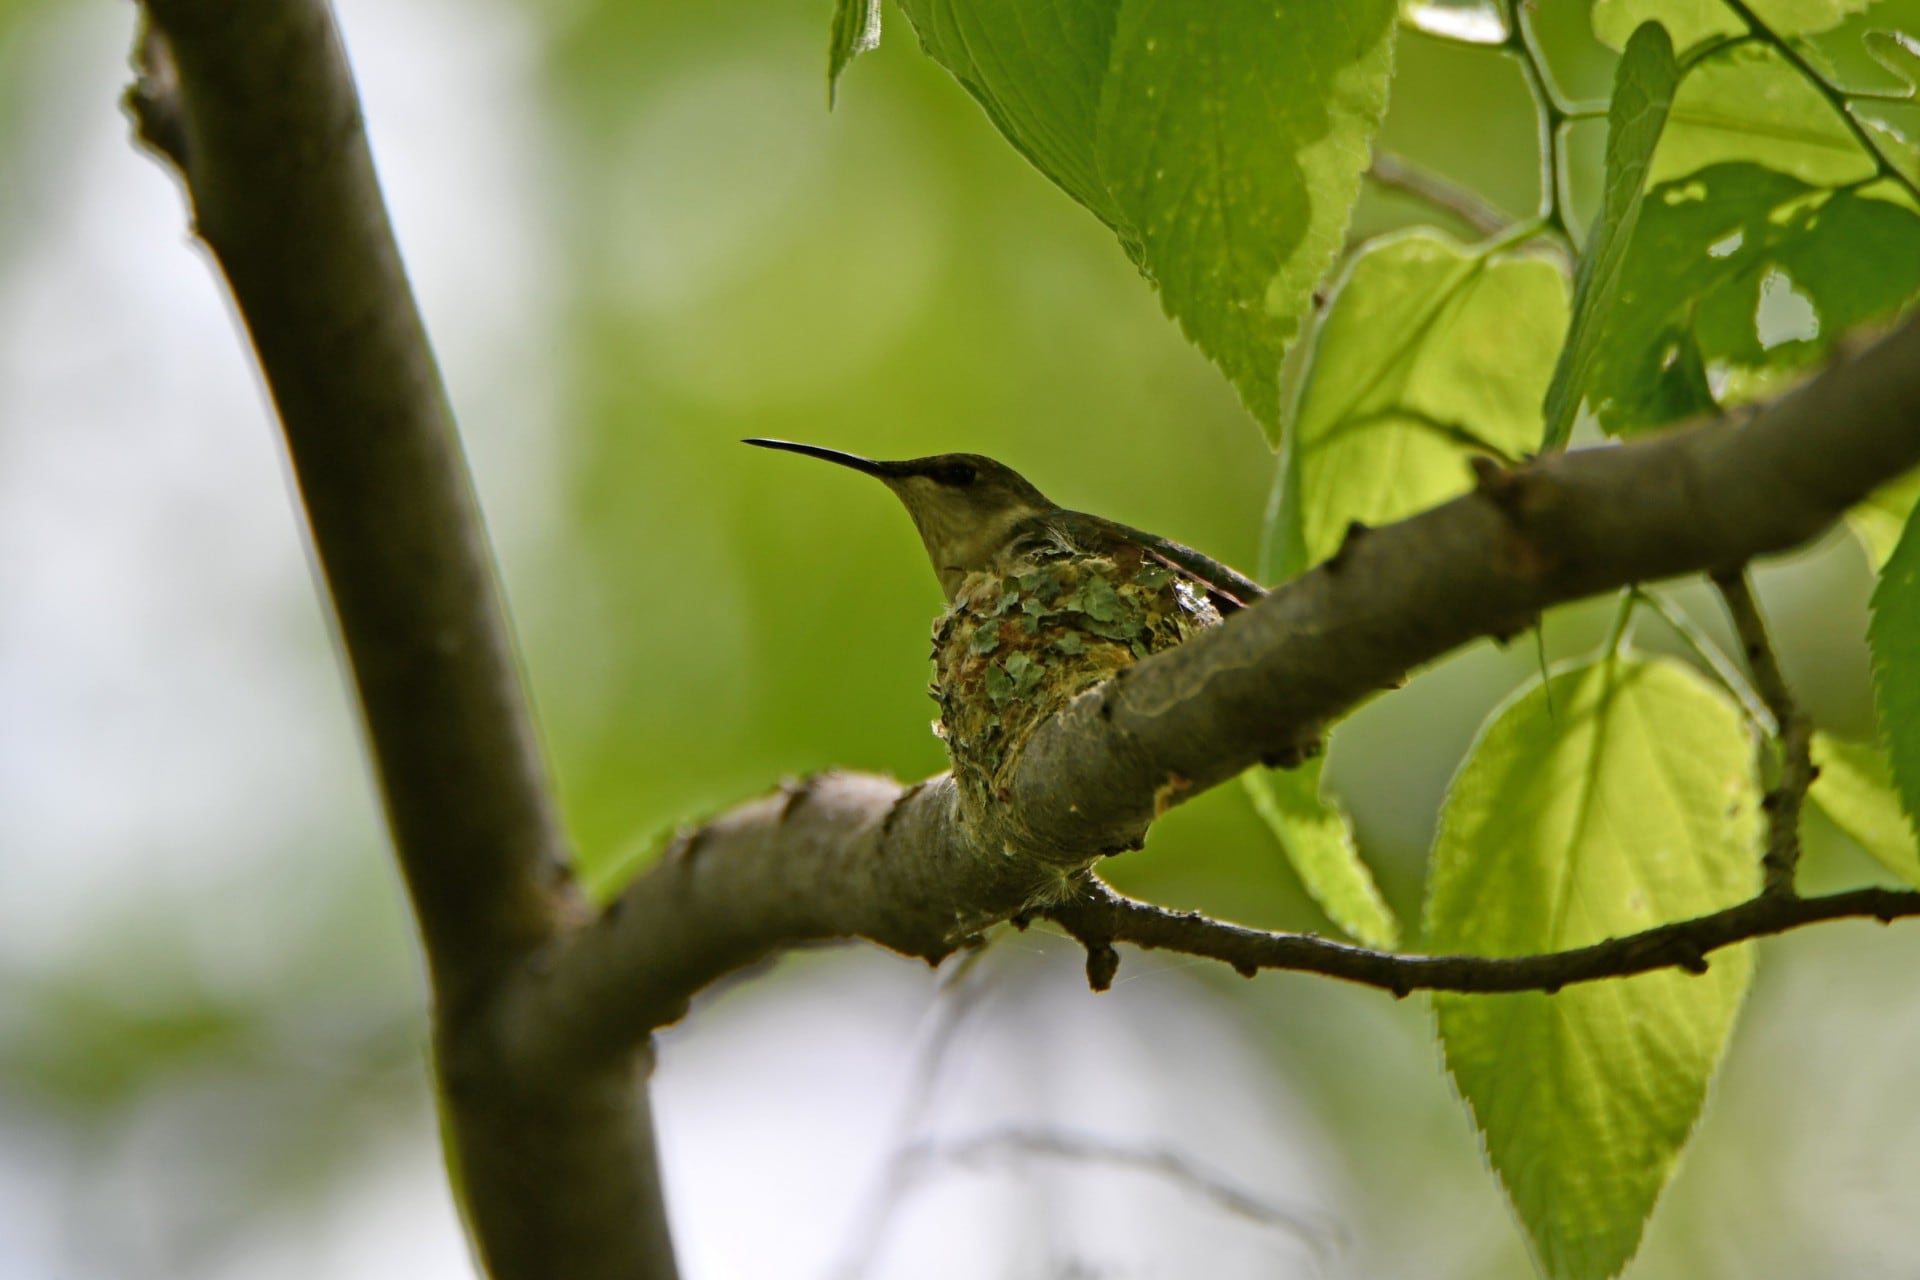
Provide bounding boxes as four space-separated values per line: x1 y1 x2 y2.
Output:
2 1 1917 1276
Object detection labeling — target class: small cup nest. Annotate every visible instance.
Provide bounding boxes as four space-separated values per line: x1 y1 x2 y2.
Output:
930 542 1220 810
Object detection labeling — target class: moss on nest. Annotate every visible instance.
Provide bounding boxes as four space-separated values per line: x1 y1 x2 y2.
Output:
930 542 1220 811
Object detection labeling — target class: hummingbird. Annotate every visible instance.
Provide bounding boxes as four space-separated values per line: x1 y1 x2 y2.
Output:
742 439 1265 613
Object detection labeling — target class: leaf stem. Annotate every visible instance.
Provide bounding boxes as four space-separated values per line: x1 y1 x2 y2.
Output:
1713 570 1815 894
1500 0 1598 238
1367 150 1513 238
1633 587 1775 733
1604 587 1637 657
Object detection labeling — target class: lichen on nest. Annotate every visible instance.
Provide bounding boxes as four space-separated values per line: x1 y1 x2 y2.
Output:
929 542 1220 810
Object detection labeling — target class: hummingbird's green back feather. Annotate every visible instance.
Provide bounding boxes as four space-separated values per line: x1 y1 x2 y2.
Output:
1026 509 1265 614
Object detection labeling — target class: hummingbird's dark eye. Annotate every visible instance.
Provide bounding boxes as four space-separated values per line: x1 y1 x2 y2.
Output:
943 463 978 487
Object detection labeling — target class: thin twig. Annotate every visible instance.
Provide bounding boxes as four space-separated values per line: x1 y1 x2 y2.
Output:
896 1129 1336 1255
827 949 995 1280
1044 879 1920 996
1713 570 1816 893
1634 587 1775 733
1366 151 1511 238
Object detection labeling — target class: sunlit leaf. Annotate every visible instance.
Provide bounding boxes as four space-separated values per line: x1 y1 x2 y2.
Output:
1428 656 1759 1280
893 0 1398 435
1848 468 1920 569
1543 22 1679 449
1244 756 1398 948
1809 732 1920 887
1585 163 1920 435
1285 231 1566 568
1871 506 1920 834
827 0 883 103
1653 43 1881 187
1860 110 1920 193
1864 28 1920 95
1592 0 1874 53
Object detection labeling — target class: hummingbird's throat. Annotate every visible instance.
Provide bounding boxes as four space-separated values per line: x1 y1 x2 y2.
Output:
901 502 1035 601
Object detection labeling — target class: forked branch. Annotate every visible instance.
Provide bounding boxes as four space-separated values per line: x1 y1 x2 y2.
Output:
1044 879 1920 994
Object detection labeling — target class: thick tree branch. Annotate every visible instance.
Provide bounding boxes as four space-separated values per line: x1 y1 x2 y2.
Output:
528 312 1920 1057
126 6 672 1278
502 771 1114 1072
129 1 572 995
1044 880 1920 994
1011 314 1920 854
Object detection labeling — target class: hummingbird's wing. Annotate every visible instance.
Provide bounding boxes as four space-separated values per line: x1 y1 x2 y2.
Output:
1053 510 1266 615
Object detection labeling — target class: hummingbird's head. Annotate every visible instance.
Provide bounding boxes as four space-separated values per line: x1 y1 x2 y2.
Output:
744 439 1055 600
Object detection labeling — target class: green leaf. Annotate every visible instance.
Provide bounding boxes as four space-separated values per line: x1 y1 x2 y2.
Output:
1095 0 1399 434
1542 22 1679 450
1593 0 1873 53
892 0 1126 227
1870 507 1920 836
1864 28 1920 95
1559 40 1920 441
1243 756 1399 948
894 0 1398 436
1288 231 1567 567
1848 468 1920 570
1584 163 1920 435
827 0 883 104
1654 43 1881 188
1862 115 1920 194
1427 656 1759 1280
1808 732 1920 887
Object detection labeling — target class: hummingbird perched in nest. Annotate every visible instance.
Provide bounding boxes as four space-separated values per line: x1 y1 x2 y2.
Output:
746 438 1268 811
741 439 1265 614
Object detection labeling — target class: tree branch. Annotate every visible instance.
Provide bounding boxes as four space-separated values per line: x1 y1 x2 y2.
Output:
122 0 1920 1267
1366 149 1513 238
895 1129 1331 1243
125 5 672 1277
1044 880 1920 994
1009 314 1920 854
525 312 1920 1054
1714 570 1816 893
499 772 1115 1073
129 0 571 997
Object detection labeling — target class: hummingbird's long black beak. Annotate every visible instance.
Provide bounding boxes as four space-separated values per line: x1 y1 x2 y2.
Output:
742 438 901 478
